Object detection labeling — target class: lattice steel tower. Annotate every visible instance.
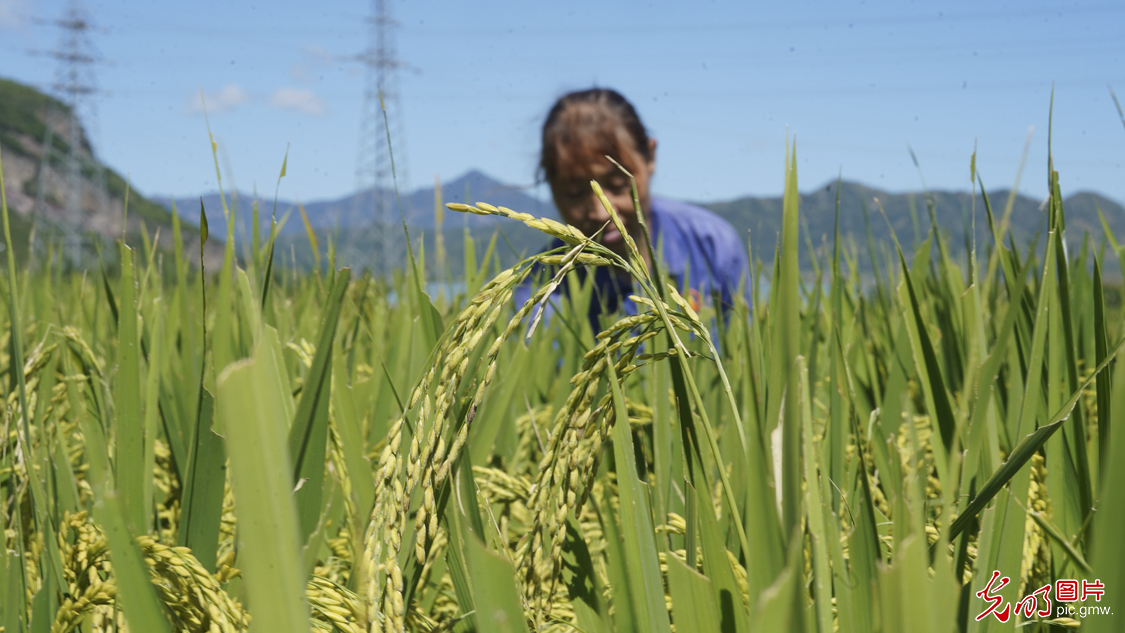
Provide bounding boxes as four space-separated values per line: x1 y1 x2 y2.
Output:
352 0 411 275
34 0 108 267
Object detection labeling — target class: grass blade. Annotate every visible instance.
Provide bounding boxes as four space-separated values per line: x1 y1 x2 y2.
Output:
97 493 174 633
331 349 376 527
1051 225 1095 543
289 268 351 542
463 529 531 633
438 474 478 629
298 201 320 272
667 553 722 633
694 479 751 630
949 333 1125 541
212 196 237 372
561 518 610 633
799 357 833 633
607 356 673 633
1 141 34 520
1027 508 1092 575
80 362 173 633
141 307 164 528
1093 256 1111 485
749 524 805 633
777 142 804 543
115 242 145 532
897 244 957 462
1087 352 1125 632
216 345 310 633
177 388 225 572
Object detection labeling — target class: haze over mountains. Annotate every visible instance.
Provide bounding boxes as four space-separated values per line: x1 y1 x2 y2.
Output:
156 170 555 236
155 170 558 273
156 169 1125 277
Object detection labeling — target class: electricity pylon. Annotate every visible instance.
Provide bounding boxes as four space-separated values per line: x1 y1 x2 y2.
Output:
351 0 411 276
33 0 109 268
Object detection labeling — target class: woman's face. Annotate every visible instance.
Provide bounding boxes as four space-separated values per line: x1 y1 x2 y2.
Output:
549 139 656 257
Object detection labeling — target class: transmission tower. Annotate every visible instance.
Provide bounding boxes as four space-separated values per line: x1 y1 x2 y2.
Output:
33 0 108 268
352 0 411 276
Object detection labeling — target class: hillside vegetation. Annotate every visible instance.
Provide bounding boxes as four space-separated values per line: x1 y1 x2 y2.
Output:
0 77 204 265
704 180 1125 277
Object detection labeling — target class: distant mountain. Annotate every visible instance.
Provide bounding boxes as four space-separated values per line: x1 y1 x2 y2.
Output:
156 170 559 274
701 181 1125 276
156 169 557 236
159 173 1125 278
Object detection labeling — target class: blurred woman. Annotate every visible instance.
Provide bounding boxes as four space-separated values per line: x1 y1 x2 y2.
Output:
528 88 749 327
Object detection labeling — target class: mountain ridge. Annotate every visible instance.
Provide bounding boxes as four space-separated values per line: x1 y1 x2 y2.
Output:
156 171 1125 277
702 180 1125 274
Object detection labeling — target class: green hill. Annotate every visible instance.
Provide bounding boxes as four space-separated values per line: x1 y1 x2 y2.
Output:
0 77 203 265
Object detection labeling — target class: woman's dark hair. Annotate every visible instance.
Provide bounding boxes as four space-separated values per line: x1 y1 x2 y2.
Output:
539 88 651 183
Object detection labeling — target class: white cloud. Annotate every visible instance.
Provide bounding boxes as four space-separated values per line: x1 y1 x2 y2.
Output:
269 88 326 116
0 0 28 29
186 85 250 115
302 43 334 62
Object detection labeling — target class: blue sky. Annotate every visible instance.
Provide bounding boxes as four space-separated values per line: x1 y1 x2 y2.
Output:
1 0 1123 207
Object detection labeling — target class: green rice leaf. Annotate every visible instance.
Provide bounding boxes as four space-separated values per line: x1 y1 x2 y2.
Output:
1093 256 1111 485
331 350 376 526
212 199 237 372
216 346 310 633
949 331 1125 541
777 142 804 542
693 480 751 630
438 476 477 627
561 518 610 633
199 198 209 245
463 529 531 633
598 479 636 633
97 491 174 633
1086 352 1125 632
749 524 805 633
799 356 834 633
606 356 673 633
177 388 225 572
897 248 957 461
78 350 172 633
1051 227 1094 542
667 553 722 633
288 268 351 543
1028 508 1092 575
298 202 320 271
115 242 145 533
3 531 23 633
141 307 164 528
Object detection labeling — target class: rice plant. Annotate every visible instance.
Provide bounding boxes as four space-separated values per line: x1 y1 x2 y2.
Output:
0 130 1123 633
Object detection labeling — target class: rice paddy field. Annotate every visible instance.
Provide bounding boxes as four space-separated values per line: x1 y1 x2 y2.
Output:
0 136 1123 633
